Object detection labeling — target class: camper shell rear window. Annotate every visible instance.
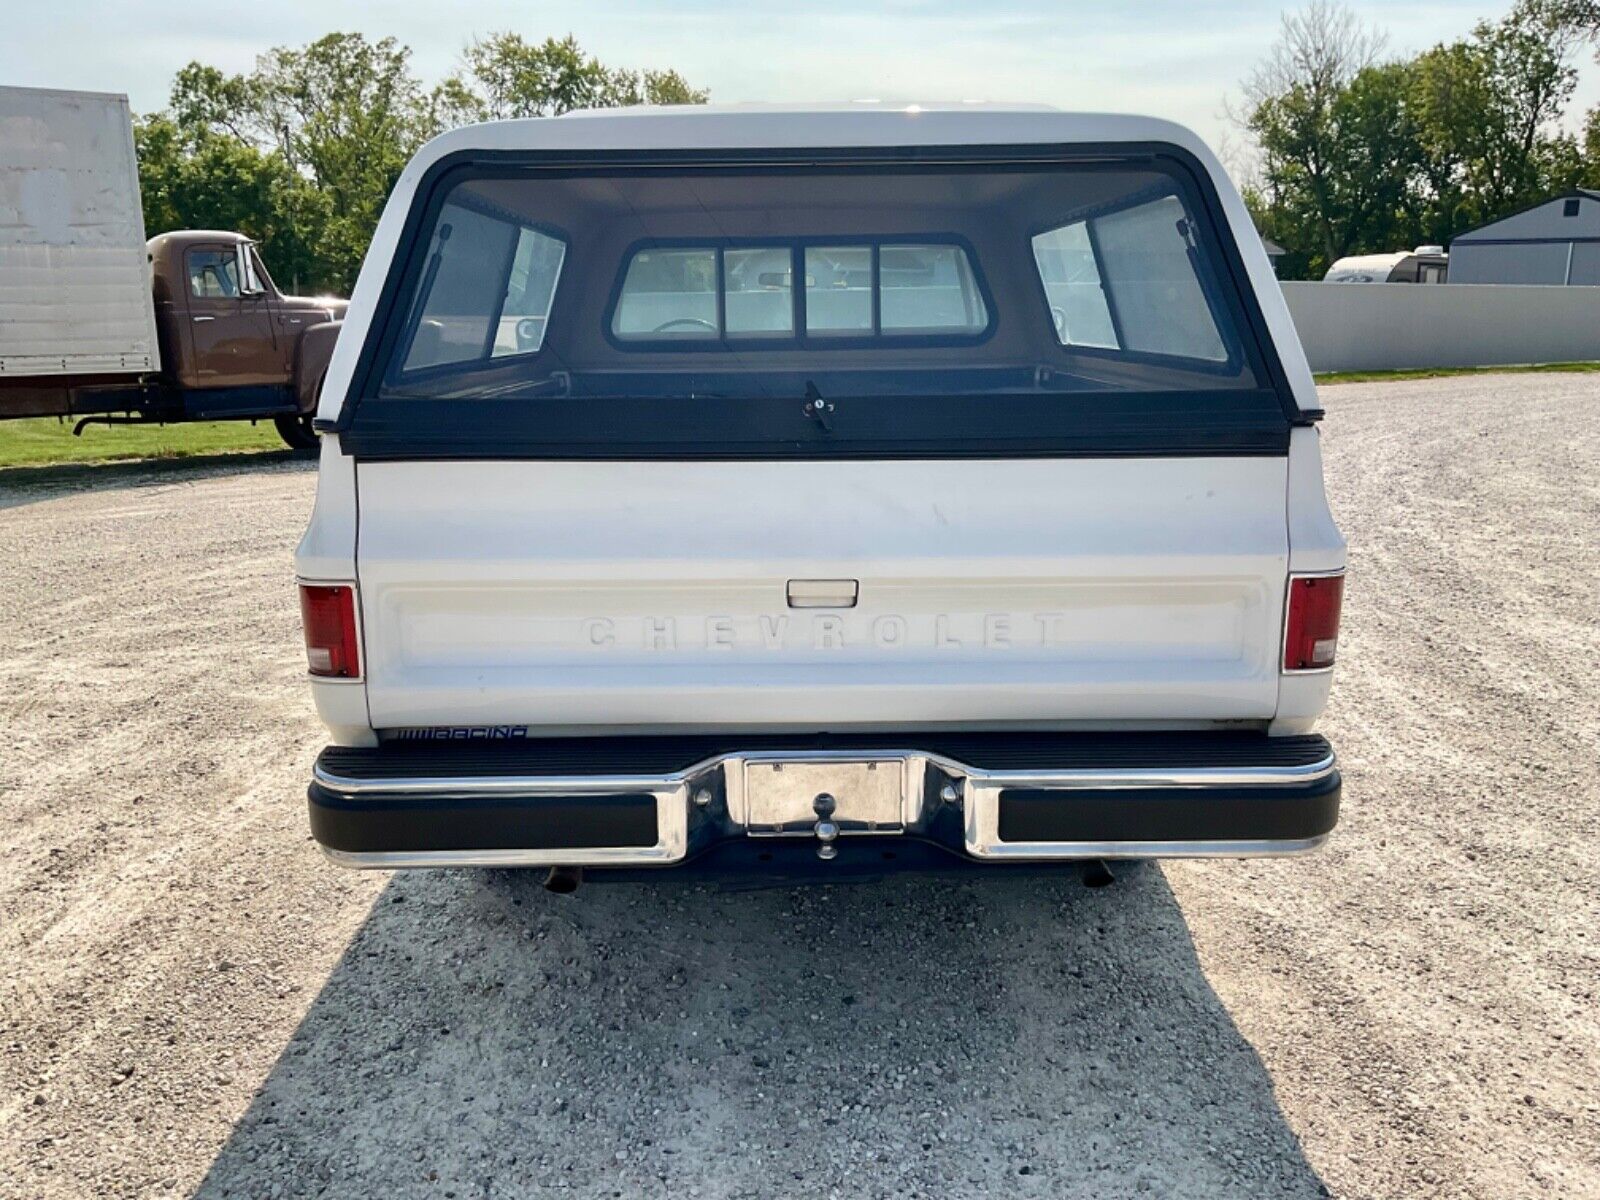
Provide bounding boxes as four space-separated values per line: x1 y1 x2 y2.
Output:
343 146 1296 460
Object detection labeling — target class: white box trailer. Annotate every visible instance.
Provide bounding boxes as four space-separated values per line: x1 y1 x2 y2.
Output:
0 86 159 380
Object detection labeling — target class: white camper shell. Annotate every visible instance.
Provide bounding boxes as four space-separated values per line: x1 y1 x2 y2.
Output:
296 105 1346 882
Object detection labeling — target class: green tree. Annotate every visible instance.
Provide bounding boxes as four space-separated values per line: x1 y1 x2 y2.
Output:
1538 0 1600 182
1410 1 1581 235
248 34 434 291
600 68 708 108
134 76 326 292
1240 0 1586 277
1241 4 1416 274
1584 108 1600 185
134 31 708 294
446 33 708 121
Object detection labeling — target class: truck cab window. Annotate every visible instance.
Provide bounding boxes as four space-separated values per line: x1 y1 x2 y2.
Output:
879 244 987 333
804 246 872 334
725 247 794 335
188 249 240 298
613 249 720 339
610 242 989 342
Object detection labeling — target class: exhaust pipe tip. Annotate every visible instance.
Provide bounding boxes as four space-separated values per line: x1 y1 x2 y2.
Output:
543 865 583 895
1082 859 1116 889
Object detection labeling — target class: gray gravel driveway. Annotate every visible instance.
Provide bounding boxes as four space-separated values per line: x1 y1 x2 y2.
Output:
1 373 1597 1198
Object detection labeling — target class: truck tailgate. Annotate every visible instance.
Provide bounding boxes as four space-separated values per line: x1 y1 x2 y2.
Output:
354 457 1288 732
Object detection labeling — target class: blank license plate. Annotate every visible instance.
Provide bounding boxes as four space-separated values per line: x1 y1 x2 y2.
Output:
742 759 907 836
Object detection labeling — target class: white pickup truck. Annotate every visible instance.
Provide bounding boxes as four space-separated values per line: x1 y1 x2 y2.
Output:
295 104 1345 888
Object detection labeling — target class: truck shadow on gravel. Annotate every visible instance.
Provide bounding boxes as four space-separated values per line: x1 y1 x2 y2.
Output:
0 451 311 511
194 866 1328 1199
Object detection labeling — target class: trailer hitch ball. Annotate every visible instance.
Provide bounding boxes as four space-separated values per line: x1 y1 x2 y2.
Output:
813 793 839 860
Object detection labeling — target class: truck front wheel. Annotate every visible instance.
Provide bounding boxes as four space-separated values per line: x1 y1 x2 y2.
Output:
275 414 319 451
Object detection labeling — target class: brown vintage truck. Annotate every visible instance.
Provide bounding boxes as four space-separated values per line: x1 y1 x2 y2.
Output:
0 87 343 449
0 229 345 449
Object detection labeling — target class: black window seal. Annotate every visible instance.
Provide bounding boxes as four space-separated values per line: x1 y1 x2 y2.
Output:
322 143 1314 451
870 242 882 336
714 246 728 339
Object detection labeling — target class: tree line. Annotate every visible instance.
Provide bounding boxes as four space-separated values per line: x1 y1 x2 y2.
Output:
138 10 1600 290
134 33 706 294
1240 0 1600 278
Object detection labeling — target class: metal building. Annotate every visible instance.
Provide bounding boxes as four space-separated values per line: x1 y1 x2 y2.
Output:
1449 190 1600 284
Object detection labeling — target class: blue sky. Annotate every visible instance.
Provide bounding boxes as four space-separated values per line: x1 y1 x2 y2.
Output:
6 1 1596 156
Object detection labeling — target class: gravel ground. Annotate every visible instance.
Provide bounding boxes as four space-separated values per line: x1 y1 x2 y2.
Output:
1 374 1597 1199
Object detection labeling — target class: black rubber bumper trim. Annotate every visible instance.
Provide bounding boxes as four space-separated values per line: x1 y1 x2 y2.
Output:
996 772 1341 844
307 784 658 854
332 731 1333 778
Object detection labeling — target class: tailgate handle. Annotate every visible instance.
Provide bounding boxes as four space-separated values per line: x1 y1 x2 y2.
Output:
787 579 859 609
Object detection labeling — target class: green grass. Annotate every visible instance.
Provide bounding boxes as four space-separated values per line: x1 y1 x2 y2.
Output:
0 416 286 469
1315 361 1600 385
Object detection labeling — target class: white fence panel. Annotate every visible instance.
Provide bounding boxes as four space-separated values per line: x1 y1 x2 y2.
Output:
1280 282 1600 373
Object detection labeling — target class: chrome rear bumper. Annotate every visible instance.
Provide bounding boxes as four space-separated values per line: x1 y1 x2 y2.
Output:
309 732 1338 871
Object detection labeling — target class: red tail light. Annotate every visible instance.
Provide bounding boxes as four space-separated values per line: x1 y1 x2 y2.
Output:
298 584 360 678
1283 573 1344 671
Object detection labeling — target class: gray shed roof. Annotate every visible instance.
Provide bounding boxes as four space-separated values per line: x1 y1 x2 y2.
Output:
1452 190 1600 244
